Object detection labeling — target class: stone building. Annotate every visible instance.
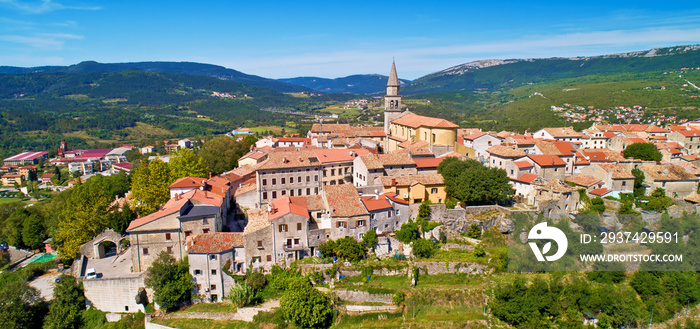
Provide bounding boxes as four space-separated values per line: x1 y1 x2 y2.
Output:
380 174 446 204
187 233 245 303
255 149 323 206
324 184 371 240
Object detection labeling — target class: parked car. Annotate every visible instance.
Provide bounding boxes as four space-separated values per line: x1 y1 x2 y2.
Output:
85 268 97 279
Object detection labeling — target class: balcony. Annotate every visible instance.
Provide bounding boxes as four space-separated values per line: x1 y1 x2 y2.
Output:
282 243 306 251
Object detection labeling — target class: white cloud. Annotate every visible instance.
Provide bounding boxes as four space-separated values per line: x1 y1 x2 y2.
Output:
0 32 82 49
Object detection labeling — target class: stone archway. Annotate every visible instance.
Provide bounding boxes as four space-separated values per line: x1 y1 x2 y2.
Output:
85 229 125 259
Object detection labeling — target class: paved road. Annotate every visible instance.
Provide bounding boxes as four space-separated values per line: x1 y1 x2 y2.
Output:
28 270 61 300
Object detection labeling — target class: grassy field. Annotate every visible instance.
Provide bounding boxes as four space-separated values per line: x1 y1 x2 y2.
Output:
181 302 238 313
250 125 300 135
0 197 28 204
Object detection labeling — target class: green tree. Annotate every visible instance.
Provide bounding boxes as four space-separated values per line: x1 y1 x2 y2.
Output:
632 168 646 197
199 136 255 174
334 237 365 262
623 143 662 162
144 252 194 310
168 148 208 179
280 279 333 329
0 281 46 329
394 220 420 243
130 159 173 215
418 201 431 219
55 175 129 259
412 238 437 258
22 214 45 250
438 157 513 205
467 223 481 239
362 229 378 251
43 275 86 329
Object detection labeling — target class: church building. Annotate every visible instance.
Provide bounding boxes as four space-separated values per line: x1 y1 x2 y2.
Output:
383 62 459 154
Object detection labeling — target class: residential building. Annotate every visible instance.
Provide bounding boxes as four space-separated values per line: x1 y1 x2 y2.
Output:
324 184 371 240
668 129 700 155
639 164 699 198
1 173 24 186
485 145 527 177
187 233 245 303
380 174 446 204
462 132 501 161
526 154 567 181
255 150 323 207
580 163 634 193
532 127 583 142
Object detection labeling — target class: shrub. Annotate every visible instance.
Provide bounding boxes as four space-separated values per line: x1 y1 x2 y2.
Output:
412 239 438 258
474 243 486 257
245 271 267 291
392 291 406 306
227 282 255 307
307 270 324 284
467 224 481 239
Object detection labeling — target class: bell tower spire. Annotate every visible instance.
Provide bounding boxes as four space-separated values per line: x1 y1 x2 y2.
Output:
384 60 402 134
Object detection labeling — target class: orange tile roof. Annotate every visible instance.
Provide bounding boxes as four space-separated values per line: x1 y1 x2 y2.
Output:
511 173 539 184
565 174 602 187
527 154 566 167
384 192 409 204
361 196 393 212
206 176 231 197
324 184 368 217
127 197 190 231
542 127 583 138
514 160 534 169
413 157 445 169
486 145 526 158
269 196 310 221
244 208 271 233
597 163 635 179
377 152 415 166
166 189 223 208
313 149 371 163
256 150 320 170
289 195 325 211
380 174 444 187
234 181 257 197
391 113 459 129
169 176 207 189
464 132 488 140
590 188 611 197
359 154 383 170
678 130 700 137
187 232 244 253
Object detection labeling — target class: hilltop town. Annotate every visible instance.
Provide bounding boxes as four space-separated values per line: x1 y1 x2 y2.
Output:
4 61 700 328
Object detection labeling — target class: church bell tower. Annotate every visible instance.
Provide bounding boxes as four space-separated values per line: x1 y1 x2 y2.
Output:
384 60 402 134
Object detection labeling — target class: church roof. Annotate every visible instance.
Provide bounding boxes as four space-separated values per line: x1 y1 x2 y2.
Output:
387 60 400 87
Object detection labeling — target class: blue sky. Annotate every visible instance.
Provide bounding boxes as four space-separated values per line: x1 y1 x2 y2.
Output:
1 1 700 80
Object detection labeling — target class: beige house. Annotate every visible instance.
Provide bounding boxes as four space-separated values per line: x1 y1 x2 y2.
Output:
255 150 323 206
324 184 371 241
525 154 567 181
485 145 527 178
314 149 370 186
580 163 634 193
380 174 446 204
668 129 700 155
639 164 699 198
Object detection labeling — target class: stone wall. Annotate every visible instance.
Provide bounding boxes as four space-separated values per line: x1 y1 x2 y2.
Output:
145 321 177 329
414 261 490 275
427 204 518 234
333 289 393 304
82 274 151 313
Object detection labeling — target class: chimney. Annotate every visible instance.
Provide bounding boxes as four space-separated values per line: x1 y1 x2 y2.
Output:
392 178 396 186
209 172 212 179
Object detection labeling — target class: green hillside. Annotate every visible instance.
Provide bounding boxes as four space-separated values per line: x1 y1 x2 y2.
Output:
406 69 700 132
0 70 353 158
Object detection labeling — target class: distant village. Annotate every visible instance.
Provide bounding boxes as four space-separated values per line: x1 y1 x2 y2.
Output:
5 61 700 314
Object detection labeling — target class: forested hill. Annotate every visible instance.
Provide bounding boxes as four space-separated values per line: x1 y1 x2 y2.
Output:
278 74 411 94
0 70 354 158
0 61 311 93
404 45 700 94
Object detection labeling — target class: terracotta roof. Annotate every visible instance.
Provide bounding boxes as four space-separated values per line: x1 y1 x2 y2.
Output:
511 173 539 184
19 166 37 169
565 174 602 187
269 196 310 221
240 150 268 161
413 157 445 169
464 132 488 140
439 151 464 159
675 162 700 176
678 130 700 137
597 163 635 179
590 188 611 197
127 197 190 231
377 152 415 166
536 141 576 156
2 174 22 178
289 195 325 211
540 179 577 193
384 192 409 204
527 154 566 167
244 208 271 233
359 154 383 170
187 232 244 253
41 173 54 178
542 127 583 138
256 150 320 170
646 126 670 133
486 145 526 158
514 160 534 169
361 196 393 212
165 189 223 208
206 176 231 197
313 149 370 163
685 193 700 203
640 164 698 181
603 132 618 138
234 181 257 197
227 164 256 177
391 112 459 129
324 184 368 217
169 176 207 189
380 174 444 187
